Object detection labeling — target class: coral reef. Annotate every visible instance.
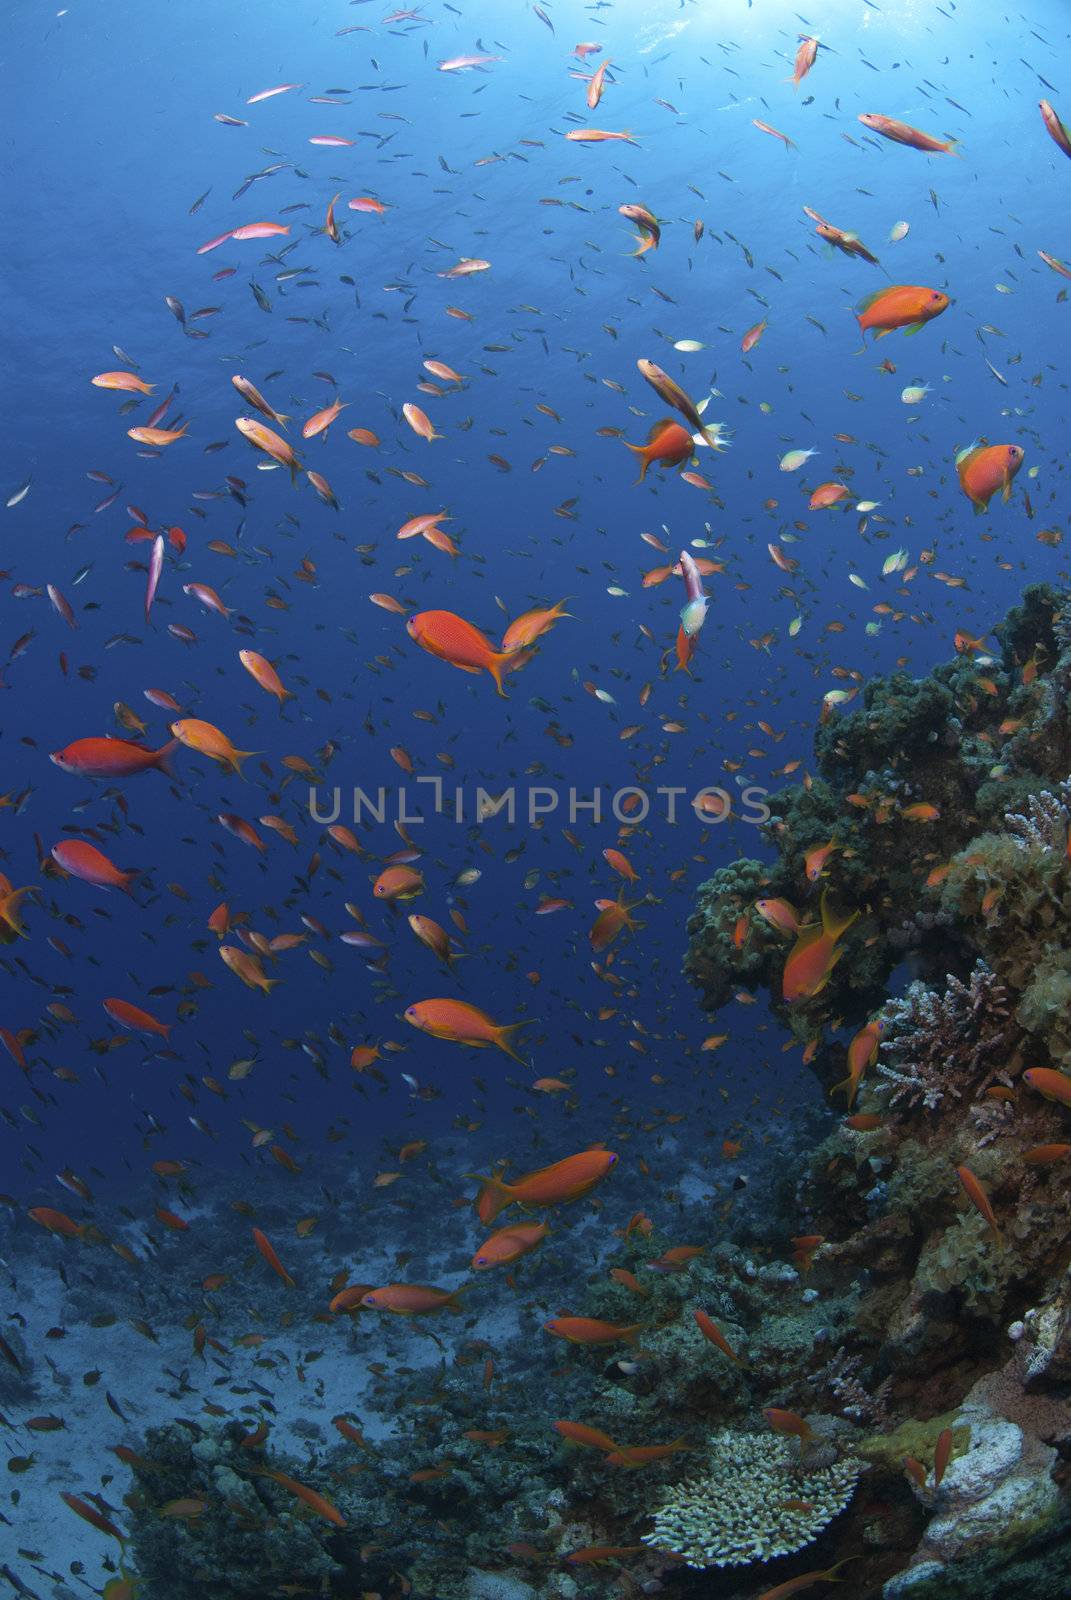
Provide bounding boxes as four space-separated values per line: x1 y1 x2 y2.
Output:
642 1429 859 1568
678 587 1071 1596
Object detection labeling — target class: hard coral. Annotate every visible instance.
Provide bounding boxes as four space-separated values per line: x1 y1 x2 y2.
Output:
642 1429 858 1569
875 964 1012 1114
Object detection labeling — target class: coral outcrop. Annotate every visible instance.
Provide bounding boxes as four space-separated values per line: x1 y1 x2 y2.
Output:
643 1429 859 1568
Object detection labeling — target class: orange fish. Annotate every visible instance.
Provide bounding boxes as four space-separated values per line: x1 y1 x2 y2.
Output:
373 864 424 901
471 1221 550 1270
553 1420 619 1452
602 847 638 881
50 736 177 779
1023 1143 1071 1165
407 913 459 964
467 1149 618 1225
831 1016 884 1107
764 1407 814 1443
261 1469 344 1526
624 418 694 483
956 443 1024 511
402 402 442 441
782 890 858 1003
544 1316 643 1346
754 897 800 937
858 113 960 155
564 128 638 146
51 839 136 894
752 118 796 149
239 649 293 705
1040 99 1071 158
933 1426 954 1487
605 1438 690 1468
407 609 523 696
693 1308 742 1362
252 1227 295 1288
171 718 252 775
501 599 570 651
856 285 949 339
103 997 170 1038
789 36 819 87
127 424 188 447
808 482 852 511
404 997 532 1062
804 839 837 882
756 1559 858 1600
589 892 644 952
29 1207 86 1238
1024 1067 1071 1108
92 370 153 395
359 1283 465 1315
741 318 768 353
302 398 347 438
956 1164 1001 1245
235 416 302 478
566 1545 645 1565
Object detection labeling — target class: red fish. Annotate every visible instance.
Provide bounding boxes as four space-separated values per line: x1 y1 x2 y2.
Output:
407 609 524 696
50 737 177 779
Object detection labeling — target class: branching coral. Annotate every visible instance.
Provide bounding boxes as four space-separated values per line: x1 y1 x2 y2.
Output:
814 1347 892 1426
1004 783 1071 853
642 1430 858 1569
875 964 1012 1113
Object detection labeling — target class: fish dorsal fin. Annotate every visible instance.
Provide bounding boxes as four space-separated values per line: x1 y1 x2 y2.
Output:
856 287 891 313
646 417 678 442
955 441 983 470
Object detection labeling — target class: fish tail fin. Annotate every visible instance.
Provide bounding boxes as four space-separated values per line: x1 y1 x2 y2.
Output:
819 889 859 945
120 871 139 897
260 977 282 995
275 414 292 430
487 652 513 697
945 138 964 158
829 1074 853 1103
464 1172 515 1224
232 749 258 774
154 738 180 777
496 1022 533 1065
0 887 36 936
625 444 649 482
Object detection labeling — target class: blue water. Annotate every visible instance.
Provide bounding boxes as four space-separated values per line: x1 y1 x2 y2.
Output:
2 0 1069 1585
